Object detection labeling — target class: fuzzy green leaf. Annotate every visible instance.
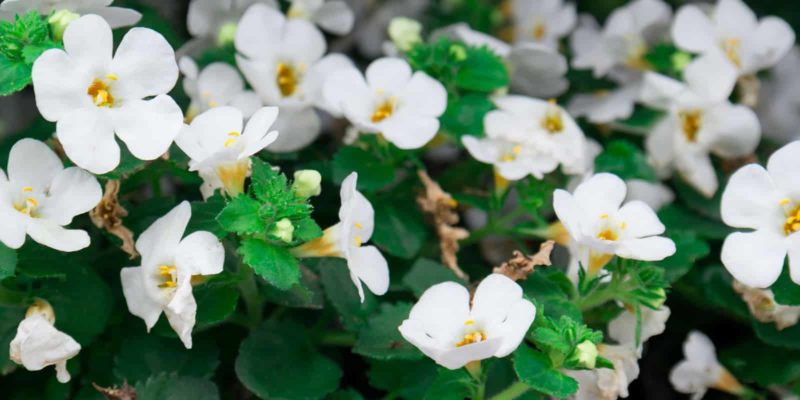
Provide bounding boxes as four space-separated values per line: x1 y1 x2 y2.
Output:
354 302 423 360
217 195 264 234
594 140 657 181
371 202 428 259
239 239 300 290
332 146 396 192
513 345 578 398
135 373 220 400
402 258 462 298
0 242 17 280
114 335 220 383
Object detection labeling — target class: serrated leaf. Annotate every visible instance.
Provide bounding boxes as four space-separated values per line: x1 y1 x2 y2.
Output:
424 368 476 400
217 195 264 234
261 265 324 309
371 202 428 259
402 258 462 298
114 335 220 383
440 94 494 138
318 259 377 331
332 145 396 192
239 238 300 290
0 57 30 96
355 302 423 360
294 216 323 242
135 373 220 400
187 195 226 238
513 345 578 398
455 46 509 92
236 320 342 400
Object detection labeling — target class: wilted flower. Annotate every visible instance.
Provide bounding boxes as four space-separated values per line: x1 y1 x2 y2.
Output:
0 139 101 252
733 281 800 330
608 306 671 354
511 0 576 49
120 202 225 348
398 274 536 369
566 343 640 399
291 172 389 302
31 15 183 174
179 57 262 122
0 0 141 29
669 331 744 400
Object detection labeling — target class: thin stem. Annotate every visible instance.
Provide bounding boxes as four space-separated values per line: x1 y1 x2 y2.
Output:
489 381 530 400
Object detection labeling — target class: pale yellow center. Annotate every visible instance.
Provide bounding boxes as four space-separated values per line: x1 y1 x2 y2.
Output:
782 199 800 236
87 74 117 107
532 22 546 40
371 99 395 123
158 265 177 288
721 38 742 68
456 320 487 347
679 110 702 142
223 131 241 148
541 100 564 133
13 187 39 217
500 145 523 162
276 63 301 97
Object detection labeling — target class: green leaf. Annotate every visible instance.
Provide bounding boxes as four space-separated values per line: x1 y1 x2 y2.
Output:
403 258 462 298
0 242 17 279
114 335 220 383
239 238 300 290
520 270 581 321
371 202 428 259
332 146 396 192
654 231 710 282
217 195 264 234
135 373 220 400
294 216 323 242
187 196 226 238
0 12 60 96
753 319 800 350
99 144 148 180
0 57 30 96
771 266 800 306
424 368 476 400
0 304 25 373
594 140 657 181
355 302 423 360
513 345 578 398
261 266 324 309
368 359 438 399
318 259 377 331
236 320 342 400
440 94 494 138
658 204 730 240
721 340 800 387
455 46 509 92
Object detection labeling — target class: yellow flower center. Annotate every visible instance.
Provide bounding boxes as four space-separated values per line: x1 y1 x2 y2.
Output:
532 22 546 41
596 229 618 241
13 186 39 217
157 265 177 288
721 38 742 68
782 199 800 236
456 320 487 347
371 99 395 123
87 74 117 107
624 36 650 70
223 131 241 148
500 145 523 162
276 63 301 97
541 100 564 133
679 110 702 142
216 160 250 197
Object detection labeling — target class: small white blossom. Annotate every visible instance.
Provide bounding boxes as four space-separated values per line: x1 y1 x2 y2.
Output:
286 0 355 35
9 299 81 384
31 15 183 174
625 179 675 211
670 331 744 400
398 274 536 369
608 306 671 354
186 0 277 49
671 0 795 76
176 106 279 199
324 57 447 149
0 0 141 28
640 54 760 197
757 47 800 143
0 139 101 252
511 0 576 49
720 141 800 288
291 172 389 302
566 343 640 400
571 0 671 78
568 80 641 124
463 96 588 181
554 173 676 276
121 202 225 349
179 57 262 122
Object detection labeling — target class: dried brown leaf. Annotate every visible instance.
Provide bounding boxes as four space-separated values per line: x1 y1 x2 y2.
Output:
492 240 555 281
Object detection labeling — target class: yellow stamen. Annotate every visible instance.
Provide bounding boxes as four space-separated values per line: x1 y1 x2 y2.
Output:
541 102 564 133
209 100 218 107
456 331 487 347
532 22 546 40
105 74 118 80
679 110 702 142
464 319 475 325
597 229 618 241
371 99 395 123
276 63 299 97
354 236 362 247
159 280 177 288
26 197 38 207
87 79 114 107
620 222 627 230
354 223 363 229
600 213 608 219
512 145 522 155
223 138 237 147
780 198 791 205
721 38 742 68
22 186 32 192
784 204 800 235
228 131 241 137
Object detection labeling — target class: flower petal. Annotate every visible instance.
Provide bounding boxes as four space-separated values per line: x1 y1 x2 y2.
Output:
62 15 112 72
435 337 504 369
675 151 718 198
721 164 783 230
347 245 389 297
241 106 280 157
683 54 737 104
234 3 285 60
93 6 143 29
41 167 102 226
671 5 716 53
26 219 90 252
721 229 787 288
408 281 471 341
366 58 412 93
176 231 224 276
31 49 92 121
746 17 795 73
625 180 674 211
0 205 28 249
491 299 536 357
379 112 439 150
573 173 627 220
165 275 197 349
767 141 800 200
111 95 183 160
136 201 191 266
397 72 447 117
110 27 178 100
617 200 665 238
267 106 321 152
281 19 327 66
471 274 525 324
713 0 758 39
552 189 584 241
57 108 119 174
11 315 80 373
314 1 354 35
616 236 676 261
120 266 164 330
7 139 63 190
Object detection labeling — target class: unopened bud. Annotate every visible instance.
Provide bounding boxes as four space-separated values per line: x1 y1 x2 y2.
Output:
388 17 422 52
48 9 80 41
217 22 238 47
293 170 322 198
572 340 598 369
671 51 692 72
272 218 294 243
26 298 55 324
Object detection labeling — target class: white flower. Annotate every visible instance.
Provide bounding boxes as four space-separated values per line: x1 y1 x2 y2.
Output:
554 173 676 276
568 80 641 124
398 274 536 369
669 331 744 400
672 0 795 76
287 0 354 35
640 54 760 197
176 106 279 199
179 57 262 122
324 57 447 149
511 0 576 49
31 15 183 174
9 300 81 384
608 306 671 353
0 139 101 252
235 4 353 152
120 201 225 349
186 0 277 48
733 281 800 330
0 0 141 28
720 141 800 288
388 17 423 52
757 47 800 143
291 172 389 302
566 343 640 399
571 0 671 77
625 179 675 211
463 96 588 181
433 23 569 98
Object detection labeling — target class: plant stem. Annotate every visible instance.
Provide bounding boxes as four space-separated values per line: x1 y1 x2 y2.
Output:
489 381 530 400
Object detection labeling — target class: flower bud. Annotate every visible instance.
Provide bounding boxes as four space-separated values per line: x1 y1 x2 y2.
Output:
48 10 80 41
293 170 322 198
572 340 598 369
388 17 422 52
26 298 56 324
651 288 667 309
449 44 468 62
217 22 238 47
671 51 692 72
272 218 295 243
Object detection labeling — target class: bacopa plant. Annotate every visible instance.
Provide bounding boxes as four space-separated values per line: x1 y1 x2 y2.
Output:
0 0 799 398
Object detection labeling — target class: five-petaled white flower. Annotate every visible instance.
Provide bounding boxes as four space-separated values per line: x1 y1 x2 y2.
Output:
286 0 355 35
398 274 536 370
291 172 389 302
571 0 672 77
567 343 640 400
120 201 225 349
720 141 800 288
0 0 141 28
511 0 576 49
0 139 101 252
176 106 279 199
463 96 588 181
640 54 760 197
671 0 795 76
235 3 353 152
179 57 262 122
31 14 183 174
554 173 676 276
9 299 81 384
324 57 447 150
669 331 744 400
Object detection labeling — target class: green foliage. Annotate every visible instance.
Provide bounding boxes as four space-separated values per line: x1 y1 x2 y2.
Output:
424 368 477 400
368 359 438 399
402 258 463 298
319 259 378 332
513 345 578 398
371 201 428 259
772 267 800 306
407 38 508 94
532 315 603 370
0 242 17 279
239 238 300 290
355 303 423 360
113 335 220 383
217 195 264 235
331 145 397 192
520 270 581 321
440 94 494 138
594 140 657 181
654 231 710 283
135 373 220 400
0 12 60 96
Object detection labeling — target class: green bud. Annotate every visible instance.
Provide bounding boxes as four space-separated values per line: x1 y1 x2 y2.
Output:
449 44 467 62
387 17 422 52
671 51 692 72
48 9 80 41
217 22 238 47
271 218 295 243
572 340 598 369
292 170 322 198
651 288 667 309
